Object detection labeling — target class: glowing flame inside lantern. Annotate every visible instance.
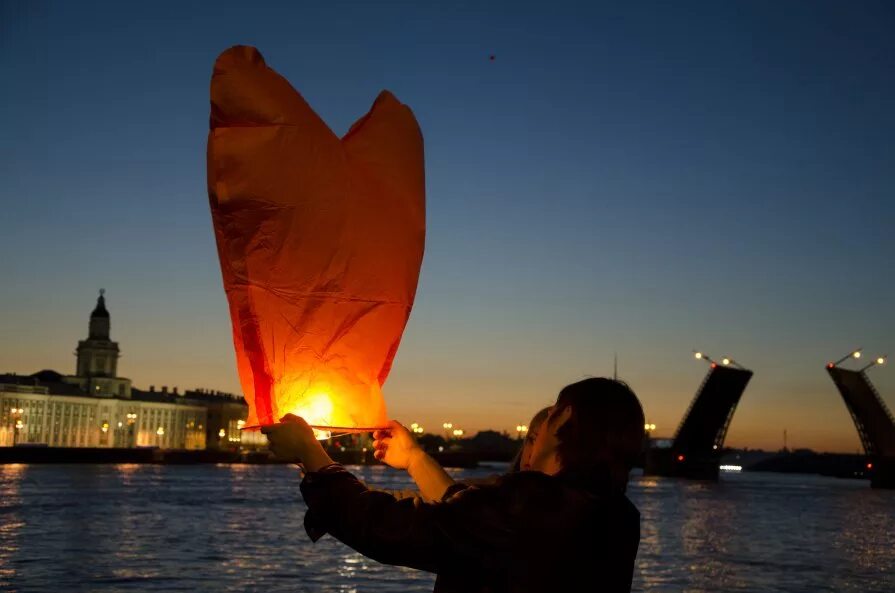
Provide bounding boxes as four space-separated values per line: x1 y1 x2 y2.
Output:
289 390 335 440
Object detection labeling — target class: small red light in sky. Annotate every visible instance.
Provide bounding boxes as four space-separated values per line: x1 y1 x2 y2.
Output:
677 454 685 462
710 363 717 369
867 462 873 470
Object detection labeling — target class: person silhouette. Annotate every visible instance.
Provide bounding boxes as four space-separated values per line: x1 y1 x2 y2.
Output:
264 377 644 593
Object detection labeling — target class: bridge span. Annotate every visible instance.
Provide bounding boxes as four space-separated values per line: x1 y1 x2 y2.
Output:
644 353 752 480
826 350 893 489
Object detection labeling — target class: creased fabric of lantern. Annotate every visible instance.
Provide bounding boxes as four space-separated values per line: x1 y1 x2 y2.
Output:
207 46 425 431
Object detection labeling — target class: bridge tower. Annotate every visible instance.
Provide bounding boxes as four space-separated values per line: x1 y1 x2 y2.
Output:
644 352 753 480
826 350 894 489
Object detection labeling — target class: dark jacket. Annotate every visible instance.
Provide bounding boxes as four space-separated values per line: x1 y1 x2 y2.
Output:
300 464 640 593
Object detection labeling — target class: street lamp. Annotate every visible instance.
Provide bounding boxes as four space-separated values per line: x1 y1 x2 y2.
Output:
831 349 863 367
859 354 887 373
719 356 746 369
9 408 24 445
442 422 453 439
695 350 748 370
125 413 137 448
693 351 717 366
644 423 656 432
516 424 528 440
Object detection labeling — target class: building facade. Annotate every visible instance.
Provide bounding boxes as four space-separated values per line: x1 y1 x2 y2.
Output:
0 292 259 450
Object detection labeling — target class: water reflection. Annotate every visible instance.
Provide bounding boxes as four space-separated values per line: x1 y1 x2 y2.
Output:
0 464 25 589
0 466 892 592
629 473 895 593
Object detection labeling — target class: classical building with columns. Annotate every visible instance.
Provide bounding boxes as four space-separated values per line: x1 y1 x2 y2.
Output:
0 292 260 450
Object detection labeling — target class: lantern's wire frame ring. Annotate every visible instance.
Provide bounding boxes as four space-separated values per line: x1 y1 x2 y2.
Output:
240 424 389 438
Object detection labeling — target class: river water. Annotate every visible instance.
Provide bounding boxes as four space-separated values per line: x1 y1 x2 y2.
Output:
1 463 893 592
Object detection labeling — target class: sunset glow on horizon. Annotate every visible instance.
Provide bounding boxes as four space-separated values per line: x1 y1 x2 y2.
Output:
2 1 892 454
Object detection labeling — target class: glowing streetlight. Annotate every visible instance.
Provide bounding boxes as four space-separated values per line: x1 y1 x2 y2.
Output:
8 407 25 446
101 421 110 434
859 354 888 373
156 427 165 436
411 422 419 430
693 351 717 366
443 422 453 439
516 424 528 439
832 349 863 367
718 356 745 369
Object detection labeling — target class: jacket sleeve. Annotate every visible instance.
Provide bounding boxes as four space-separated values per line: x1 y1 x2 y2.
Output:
300 464 520 573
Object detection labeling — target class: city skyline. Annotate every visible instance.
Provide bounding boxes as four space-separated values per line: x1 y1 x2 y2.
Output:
2 2 893 452
2 289 888 453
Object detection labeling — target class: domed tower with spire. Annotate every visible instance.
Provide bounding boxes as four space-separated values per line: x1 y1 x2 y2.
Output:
76 289 121 379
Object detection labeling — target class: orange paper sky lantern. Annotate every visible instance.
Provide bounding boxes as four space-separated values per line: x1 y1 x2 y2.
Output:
207 46 425 436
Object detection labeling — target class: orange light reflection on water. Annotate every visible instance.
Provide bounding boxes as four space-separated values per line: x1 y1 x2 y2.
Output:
0 463 24 588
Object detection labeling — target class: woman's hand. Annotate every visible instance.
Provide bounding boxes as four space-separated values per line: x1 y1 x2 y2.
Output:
373 420 423 470
262 414 333 471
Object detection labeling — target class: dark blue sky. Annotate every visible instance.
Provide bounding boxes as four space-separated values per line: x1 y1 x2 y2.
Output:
2 1 893 450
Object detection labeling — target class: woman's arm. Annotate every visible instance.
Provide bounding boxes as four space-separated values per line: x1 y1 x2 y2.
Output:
406 447 455 501
372 421 455 501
